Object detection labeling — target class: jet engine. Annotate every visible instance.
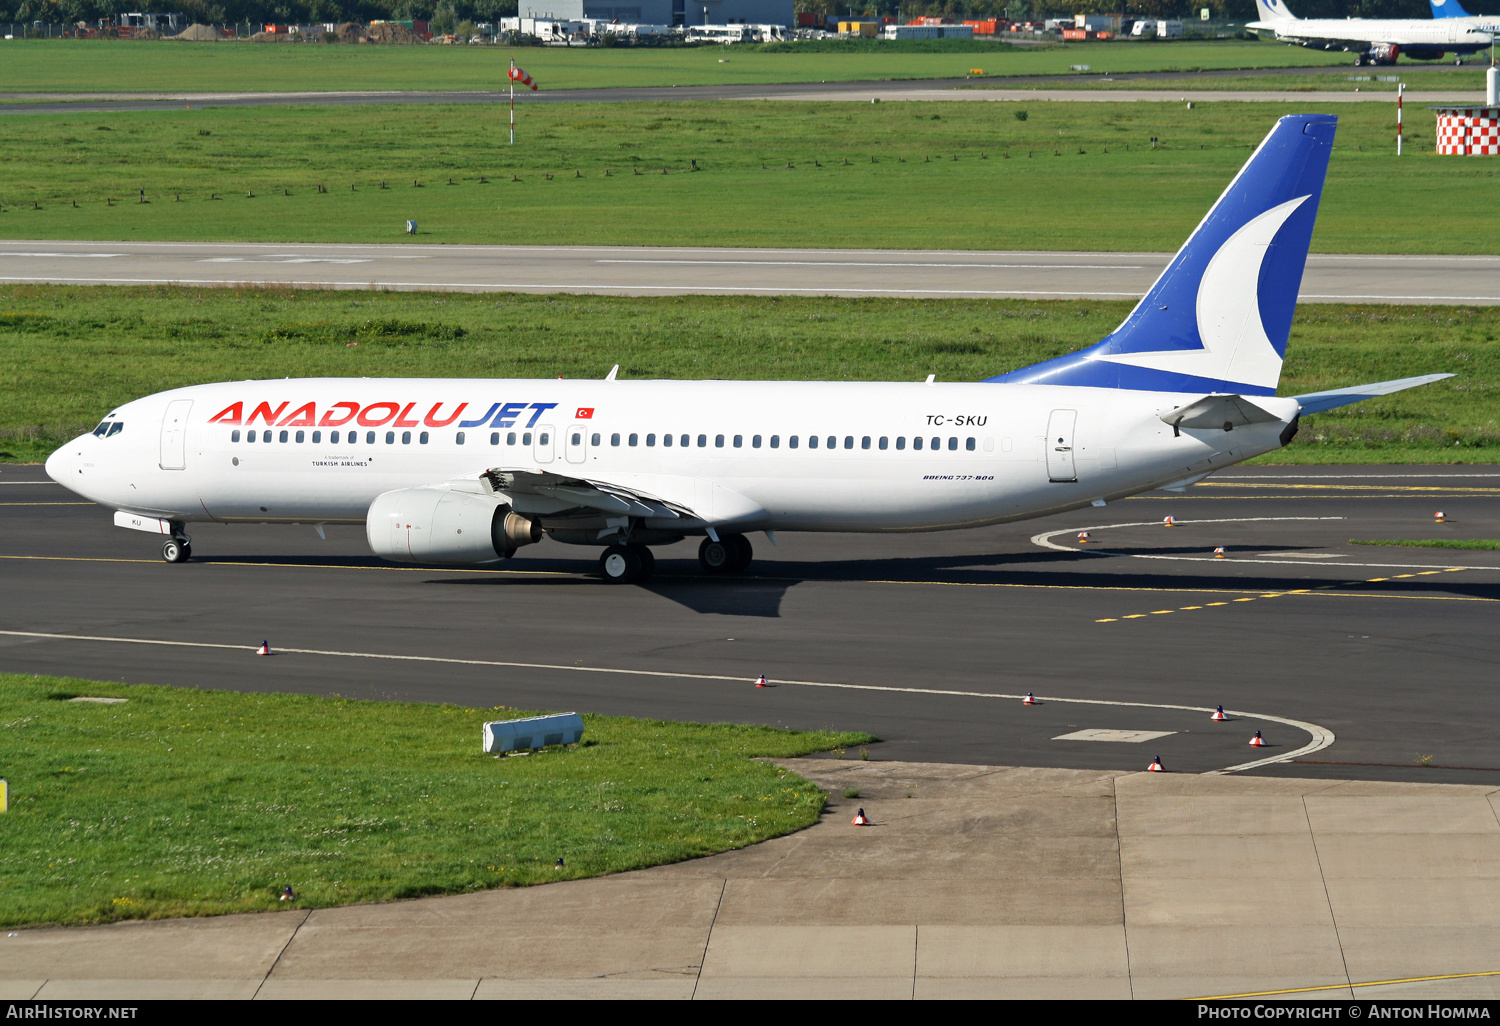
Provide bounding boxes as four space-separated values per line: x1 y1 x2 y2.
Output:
366 487 542 564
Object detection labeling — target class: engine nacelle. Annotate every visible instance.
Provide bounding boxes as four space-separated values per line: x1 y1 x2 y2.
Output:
1366 42 1401 64
366 487 542 564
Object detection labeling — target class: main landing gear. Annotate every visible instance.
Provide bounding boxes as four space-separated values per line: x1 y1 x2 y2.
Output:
699 533 752 575
599 543 656 584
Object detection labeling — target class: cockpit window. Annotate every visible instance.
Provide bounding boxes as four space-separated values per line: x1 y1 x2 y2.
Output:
106 422 124 437
93 421 109 437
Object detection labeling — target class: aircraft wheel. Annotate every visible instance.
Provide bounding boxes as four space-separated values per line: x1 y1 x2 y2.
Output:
162 538 191 563
727 533 753 573
629 544 655 582
698 536 733 574
600 544 643 583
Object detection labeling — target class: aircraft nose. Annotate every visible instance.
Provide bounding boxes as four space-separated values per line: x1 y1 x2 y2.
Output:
44 442 72 484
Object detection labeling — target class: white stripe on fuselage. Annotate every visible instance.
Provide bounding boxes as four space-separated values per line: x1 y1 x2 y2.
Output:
53 378 1298 534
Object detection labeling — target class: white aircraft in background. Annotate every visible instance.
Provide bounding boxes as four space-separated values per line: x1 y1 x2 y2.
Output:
1248 0 1492 64
48 115 1452 584
1429 0 1500 37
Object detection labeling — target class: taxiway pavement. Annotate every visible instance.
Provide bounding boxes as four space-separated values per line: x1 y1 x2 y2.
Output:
4 241 1496 304
2 463 1497 783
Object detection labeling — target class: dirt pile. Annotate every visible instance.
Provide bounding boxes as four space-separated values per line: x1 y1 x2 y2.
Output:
174 23 224 40
365 22 421 43
334 21 366 42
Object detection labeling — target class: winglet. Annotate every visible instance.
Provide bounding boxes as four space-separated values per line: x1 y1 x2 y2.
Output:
1292 373 1454 415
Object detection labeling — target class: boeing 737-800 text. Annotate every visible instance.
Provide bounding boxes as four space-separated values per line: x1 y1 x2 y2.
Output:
47 115 1451 583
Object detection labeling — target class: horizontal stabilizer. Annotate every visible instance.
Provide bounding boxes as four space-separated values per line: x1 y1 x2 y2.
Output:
1292 373 1454 415
1159 394 1283 431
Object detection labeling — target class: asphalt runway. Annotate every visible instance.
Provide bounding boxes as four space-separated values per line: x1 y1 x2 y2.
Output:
0 64 1403 115
5 240 1497 304
3 462 1497 783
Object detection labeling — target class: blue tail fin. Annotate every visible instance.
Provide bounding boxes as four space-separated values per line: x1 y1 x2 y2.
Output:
1430 0 1472 18
988 114 1337 396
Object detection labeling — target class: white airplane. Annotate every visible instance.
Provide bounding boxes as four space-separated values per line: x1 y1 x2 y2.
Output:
47 115 1452 584
1248 0 1492 64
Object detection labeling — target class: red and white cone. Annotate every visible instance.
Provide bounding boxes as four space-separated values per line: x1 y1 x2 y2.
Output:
1435 511 1447 523
1147 756 1165 772
1023 692 1038 705
1077 531 1090 544
1213 546 1226 558
256 640 271 656
1211 705 1227 722
1163 516 1177 527
851 807 870 826
754 675 768 688
1249 731 1266 747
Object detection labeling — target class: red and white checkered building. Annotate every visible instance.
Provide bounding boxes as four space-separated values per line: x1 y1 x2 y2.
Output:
1431 105 1500 156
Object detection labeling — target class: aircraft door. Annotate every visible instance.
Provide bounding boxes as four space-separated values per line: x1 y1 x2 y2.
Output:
159 399 192 471
533 424 555 464
1046 409 1078 483
565 423 588 465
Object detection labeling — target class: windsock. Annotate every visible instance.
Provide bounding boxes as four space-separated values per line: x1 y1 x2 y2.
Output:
509 65 538 90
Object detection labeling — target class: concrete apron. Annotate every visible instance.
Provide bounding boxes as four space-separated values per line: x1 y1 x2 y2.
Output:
5 760 1500 1001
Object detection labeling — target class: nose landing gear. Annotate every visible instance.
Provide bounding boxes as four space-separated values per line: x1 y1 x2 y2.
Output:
699 533 752 575
161 536 191 563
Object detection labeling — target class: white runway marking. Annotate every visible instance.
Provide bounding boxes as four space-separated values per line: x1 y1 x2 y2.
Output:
0 252 125 259
0 628 1332 774
597 259 1142 270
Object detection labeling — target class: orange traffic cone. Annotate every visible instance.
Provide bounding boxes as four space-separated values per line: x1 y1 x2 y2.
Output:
1211 705 1227 722
1077 531 1090 544
851 807 870 826
1147 756 1165 772
1213 547 1226 558
256 640 271 656
1435 511 1447 523
1163 516 1177 527
1249 731 1266 747
755 675 768 688
1023 692 1038 706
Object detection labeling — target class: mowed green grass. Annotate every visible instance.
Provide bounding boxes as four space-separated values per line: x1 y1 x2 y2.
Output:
0 39 1349 94
0 672 871 927
1351 538 1500 549
1 100 1496 253
1 286 1494 464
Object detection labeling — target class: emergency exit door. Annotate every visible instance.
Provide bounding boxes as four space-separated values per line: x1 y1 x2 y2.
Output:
1046 409 1077 483
533 424 555 464
159 399 192 471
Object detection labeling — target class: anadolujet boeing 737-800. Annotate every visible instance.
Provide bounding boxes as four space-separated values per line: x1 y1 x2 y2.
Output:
1248 0 1492 64
48 115 1452 584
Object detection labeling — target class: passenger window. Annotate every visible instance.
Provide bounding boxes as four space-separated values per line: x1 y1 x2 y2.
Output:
733 435 742 448
523 431 533 445
628 433 637 446
913 437 923 451
770 435 780 449
592 433 601 447
930 437 940 450
295 430 305 443
715 434 724 448
611 433 620 446
231 429 241 442
878 437 887 450
861 436 870 450
508 432 517 445
571 431 581 446
400 431 411 445
539 431 550 446
454 431 463 445
697 434 707 448
365 431 375 444
752 435 761 449
663 433 672 447
420 432 429 444
845 436 854 450
825 436 834 449
490 432 499 446
247 431 256 443
279 430 289 443
330 431 339 444
646 433 656 447
896 437 905 450
680 434 689 447
384 431 394 444
966 437 976 451
808 435 818 450
948 437 958 451
789 436 798 449
312 430 322 443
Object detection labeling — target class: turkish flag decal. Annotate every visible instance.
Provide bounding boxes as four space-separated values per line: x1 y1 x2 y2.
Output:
575 408 594 419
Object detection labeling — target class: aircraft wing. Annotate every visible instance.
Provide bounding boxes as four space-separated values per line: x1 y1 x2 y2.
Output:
484 467 699 520
1291 373 1454 415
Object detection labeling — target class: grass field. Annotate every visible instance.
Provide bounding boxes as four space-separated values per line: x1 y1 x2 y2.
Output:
1015 64 1492 92
1 100 1496 253
1 285 1494 465
0 672 871 927
1351 538 1500 549
0 39 1351 94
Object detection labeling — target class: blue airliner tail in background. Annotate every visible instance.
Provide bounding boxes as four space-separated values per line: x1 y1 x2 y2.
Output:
988 114 1337 396
1429 0 1473 18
